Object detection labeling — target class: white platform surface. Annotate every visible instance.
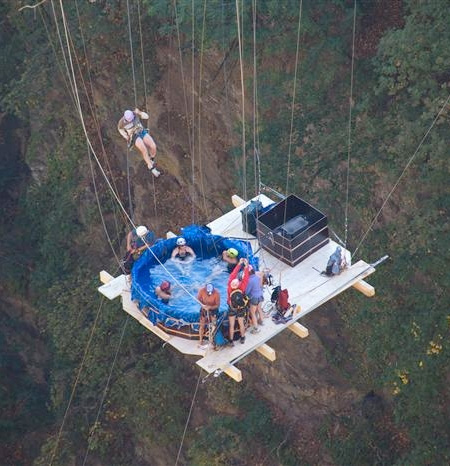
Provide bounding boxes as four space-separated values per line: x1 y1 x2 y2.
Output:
101 194 376 376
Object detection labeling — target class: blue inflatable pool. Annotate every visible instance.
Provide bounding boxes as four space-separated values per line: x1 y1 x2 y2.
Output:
131 225 257 336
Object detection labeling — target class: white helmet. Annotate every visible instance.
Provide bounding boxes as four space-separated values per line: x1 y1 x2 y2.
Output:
136 225 148 237
176 237 186 246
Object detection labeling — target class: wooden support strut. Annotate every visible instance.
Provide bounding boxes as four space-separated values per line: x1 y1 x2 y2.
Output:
288 322 309 338
256 344 276 362
100 270 114 284
223 364 242 382
352 279 375 297
232 194 246 207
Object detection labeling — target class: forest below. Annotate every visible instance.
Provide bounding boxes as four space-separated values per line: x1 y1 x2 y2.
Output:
0 0 449 465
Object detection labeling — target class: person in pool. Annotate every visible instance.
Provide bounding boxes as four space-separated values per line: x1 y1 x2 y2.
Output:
155 280 172 304
221 247 239 273
171 237 196 261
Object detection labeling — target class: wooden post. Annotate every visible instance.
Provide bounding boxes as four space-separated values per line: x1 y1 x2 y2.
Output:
100 270 114 284
352 279 375 297
223 364 242 382
256 344 276 362
232 194 246 207
288 322 309 338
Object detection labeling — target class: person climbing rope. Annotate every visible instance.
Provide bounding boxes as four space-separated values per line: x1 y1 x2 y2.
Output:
117 108 160 177
122 225 154 275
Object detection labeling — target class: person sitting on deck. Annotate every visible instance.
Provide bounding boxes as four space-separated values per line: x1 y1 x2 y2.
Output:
155 281 172 304
171 237 196 262
117 108 160 177
227 258 250 345
221 247 239 273
198 283 220 349
245 265 265 334
123 225 155 275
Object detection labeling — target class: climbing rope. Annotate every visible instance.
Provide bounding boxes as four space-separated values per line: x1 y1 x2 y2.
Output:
197 0 211 220
49 295 107 466
126 0 138 108
174 368 203 465
81 316 129 466
344 0 357 249
352 94 450 258
284 0 303 199
235 0 247 202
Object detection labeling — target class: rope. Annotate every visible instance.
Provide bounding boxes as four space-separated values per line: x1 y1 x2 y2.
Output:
126 147 134 220
87 145 124 268
280 0 303 262
252 0 258 197
38 6 76 107
285 0 303 199
352 93 450 258
137 0 158 218
49 297 106 466
191 0 196 223
49 0 76 99
174 368 203 465
344 0 357 249
126 0 138 108
197 0 210 220
55 0 204 309
74 0 128 231
82 316 129 466
137 0 148 108
235 0 247 201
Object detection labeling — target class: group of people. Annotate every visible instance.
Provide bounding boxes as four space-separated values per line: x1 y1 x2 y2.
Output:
155 239 269 349
118 107 272 348
123 228 269 350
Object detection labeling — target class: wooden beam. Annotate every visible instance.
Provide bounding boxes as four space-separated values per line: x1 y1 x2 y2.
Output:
352 279 375 297
140 319 171 342
256 344 276 362
288 322 309 338
166 231 176 239
223 364 242 382
100 270 114 284
232 194 245 207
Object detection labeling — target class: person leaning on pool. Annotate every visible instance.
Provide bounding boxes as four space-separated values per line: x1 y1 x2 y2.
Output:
171 237 196 261
155 280 171 304
221 247 239 273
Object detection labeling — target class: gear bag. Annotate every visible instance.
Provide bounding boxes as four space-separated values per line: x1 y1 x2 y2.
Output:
325 246 348 276
270 285 290 314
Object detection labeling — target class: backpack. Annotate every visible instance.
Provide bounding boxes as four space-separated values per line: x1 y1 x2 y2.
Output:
270 286 290 315
325 246 347 276
230 289 249 310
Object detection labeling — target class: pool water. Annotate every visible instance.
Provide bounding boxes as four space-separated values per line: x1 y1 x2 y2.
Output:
140 256 230 325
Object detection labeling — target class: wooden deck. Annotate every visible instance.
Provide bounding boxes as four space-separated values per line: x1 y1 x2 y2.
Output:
99 194 377 382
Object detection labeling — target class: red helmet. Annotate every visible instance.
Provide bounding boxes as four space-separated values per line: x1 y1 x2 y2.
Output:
160 281 171 291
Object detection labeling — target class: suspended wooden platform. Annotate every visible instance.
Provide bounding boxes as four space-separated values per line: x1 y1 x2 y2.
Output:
98 194 377 382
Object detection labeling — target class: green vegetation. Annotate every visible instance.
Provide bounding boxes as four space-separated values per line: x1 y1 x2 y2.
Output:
0 0 448 464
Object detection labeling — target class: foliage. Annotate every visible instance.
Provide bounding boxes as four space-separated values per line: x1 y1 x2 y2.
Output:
1 0 449 465
187 386 303 465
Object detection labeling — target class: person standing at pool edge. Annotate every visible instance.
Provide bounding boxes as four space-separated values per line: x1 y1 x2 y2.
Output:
198 283 220 348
